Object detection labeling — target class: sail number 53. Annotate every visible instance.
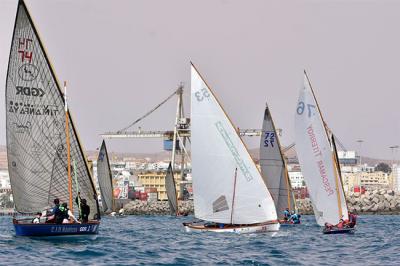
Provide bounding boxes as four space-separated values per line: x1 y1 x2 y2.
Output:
297 101 316 117
195 88 210 102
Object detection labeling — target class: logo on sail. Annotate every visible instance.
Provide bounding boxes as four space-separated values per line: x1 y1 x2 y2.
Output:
213 195 229 213
215 121 253 182
16 86 45 97
8 101 59 116
12 121 32 134
18 64 39 81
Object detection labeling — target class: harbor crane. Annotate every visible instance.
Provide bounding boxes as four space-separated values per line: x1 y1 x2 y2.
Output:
101 84 262 184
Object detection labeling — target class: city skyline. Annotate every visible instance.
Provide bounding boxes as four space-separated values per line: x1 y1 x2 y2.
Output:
1 0 400 159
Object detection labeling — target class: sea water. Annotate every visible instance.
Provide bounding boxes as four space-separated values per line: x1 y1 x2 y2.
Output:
0 215 398 265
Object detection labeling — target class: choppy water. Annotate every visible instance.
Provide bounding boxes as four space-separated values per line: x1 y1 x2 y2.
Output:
0 215 398 265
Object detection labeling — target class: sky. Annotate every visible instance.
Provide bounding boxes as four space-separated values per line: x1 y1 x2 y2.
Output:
1 0 400 159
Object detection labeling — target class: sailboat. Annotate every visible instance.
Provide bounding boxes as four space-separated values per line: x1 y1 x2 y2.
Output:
183 63 279 234
97 140 115 214
7 0 100 236
295 71 353 234
165 162 179 216
259 103 297 224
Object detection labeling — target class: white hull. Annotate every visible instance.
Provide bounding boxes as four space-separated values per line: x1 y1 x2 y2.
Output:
183 222 280 234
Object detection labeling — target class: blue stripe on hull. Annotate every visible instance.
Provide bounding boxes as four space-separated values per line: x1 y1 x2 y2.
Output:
14 223 100 236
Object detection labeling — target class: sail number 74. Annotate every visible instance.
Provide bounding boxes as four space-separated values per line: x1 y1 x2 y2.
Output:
297 101 316 117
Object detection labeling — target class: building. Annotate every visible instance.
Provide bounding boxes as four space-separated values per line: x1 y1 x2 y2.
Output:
288 170 305 188
342 171 390 191
137 171 182 200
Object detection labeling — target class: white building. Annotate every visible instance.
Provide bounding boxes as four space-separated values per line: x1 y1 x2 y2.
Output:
288 171 305 188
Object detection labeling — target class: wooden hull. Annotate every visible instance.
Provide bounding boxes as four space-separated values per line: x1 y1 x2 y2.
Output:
323 227 355 235
13 219 100 236
279 220 300 225
183 221 280 234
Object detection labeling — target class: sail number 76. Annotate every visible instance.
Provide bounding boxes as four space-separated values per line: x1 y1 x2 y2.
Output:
297 101 316 117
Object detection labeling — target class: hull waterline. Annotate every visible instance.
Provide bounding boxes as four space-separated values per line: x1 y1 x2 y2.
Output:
183 221 280 234
13 219 100 236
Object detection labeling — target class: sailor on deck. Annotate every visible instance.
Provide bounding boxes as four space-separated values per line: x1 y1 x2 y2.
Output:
283 208 290 221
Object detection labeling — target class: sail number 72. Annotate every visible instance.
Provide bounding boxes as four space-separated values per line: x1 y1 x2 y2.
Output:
297 101 316 117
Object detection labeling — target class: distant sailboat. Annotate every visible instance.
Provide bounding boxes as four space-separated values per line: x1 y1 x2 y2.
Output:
7 0 100 236
295 71 350 230
97 140 115 213
165 162 179 216
259 103 297 221
183 63 279 234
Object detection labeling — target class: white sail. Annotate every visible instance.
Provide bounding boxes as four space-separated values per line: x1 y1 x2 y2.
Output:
260 103 295 218
191 64 277 224
294 72 348 226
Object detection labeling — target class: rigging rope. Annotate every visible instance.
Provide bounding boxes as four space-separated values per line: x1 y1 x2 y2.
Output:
117 88 179 133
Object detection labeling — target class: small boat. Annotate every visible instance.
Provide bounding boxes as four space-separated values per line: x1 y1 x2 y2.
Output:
13 218 99 237
6 0 100 236
322 227 355 235
183 63 279 234
97 140 119 216
259 103 298 223
295 71 354 233
165 162 180 216
183 221 279 234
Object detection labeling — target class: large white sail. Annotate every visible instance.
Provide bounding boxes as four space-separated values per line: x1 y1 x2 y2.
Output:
5 0 99 219
260 103 295 218
97 140 114 213
294 72 348 226
191 64 277 224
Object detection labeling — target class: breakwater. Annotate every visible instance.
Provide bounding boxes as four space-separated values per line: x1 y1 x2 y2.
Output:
123 200 194 215
297 189 400 215
122 189 400 215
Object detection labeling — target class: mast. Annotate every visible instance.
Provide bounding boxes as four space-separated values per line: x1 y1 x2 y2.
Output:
331 134 349 218
64 81 73 216
230 168 238 225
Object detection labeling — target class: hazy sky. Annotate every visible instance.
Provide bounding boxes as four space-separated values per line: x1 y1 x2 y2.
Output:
1 0 400 159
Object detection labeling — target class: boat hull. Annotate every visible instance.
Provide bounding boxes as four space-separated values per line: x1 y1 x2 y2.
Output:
323 227 355 235
183 221 280 234
13 219 100 236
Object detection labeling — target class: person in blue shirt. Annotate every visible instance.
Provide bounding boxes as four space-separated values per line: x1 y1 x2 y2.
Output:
283 208 290 221
45 198 60 223
289 211 301 224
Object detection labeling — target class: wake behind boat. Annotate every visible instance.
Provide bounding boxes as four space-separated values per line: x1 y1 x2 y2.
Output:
6 0 100 236
183 63 279 234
